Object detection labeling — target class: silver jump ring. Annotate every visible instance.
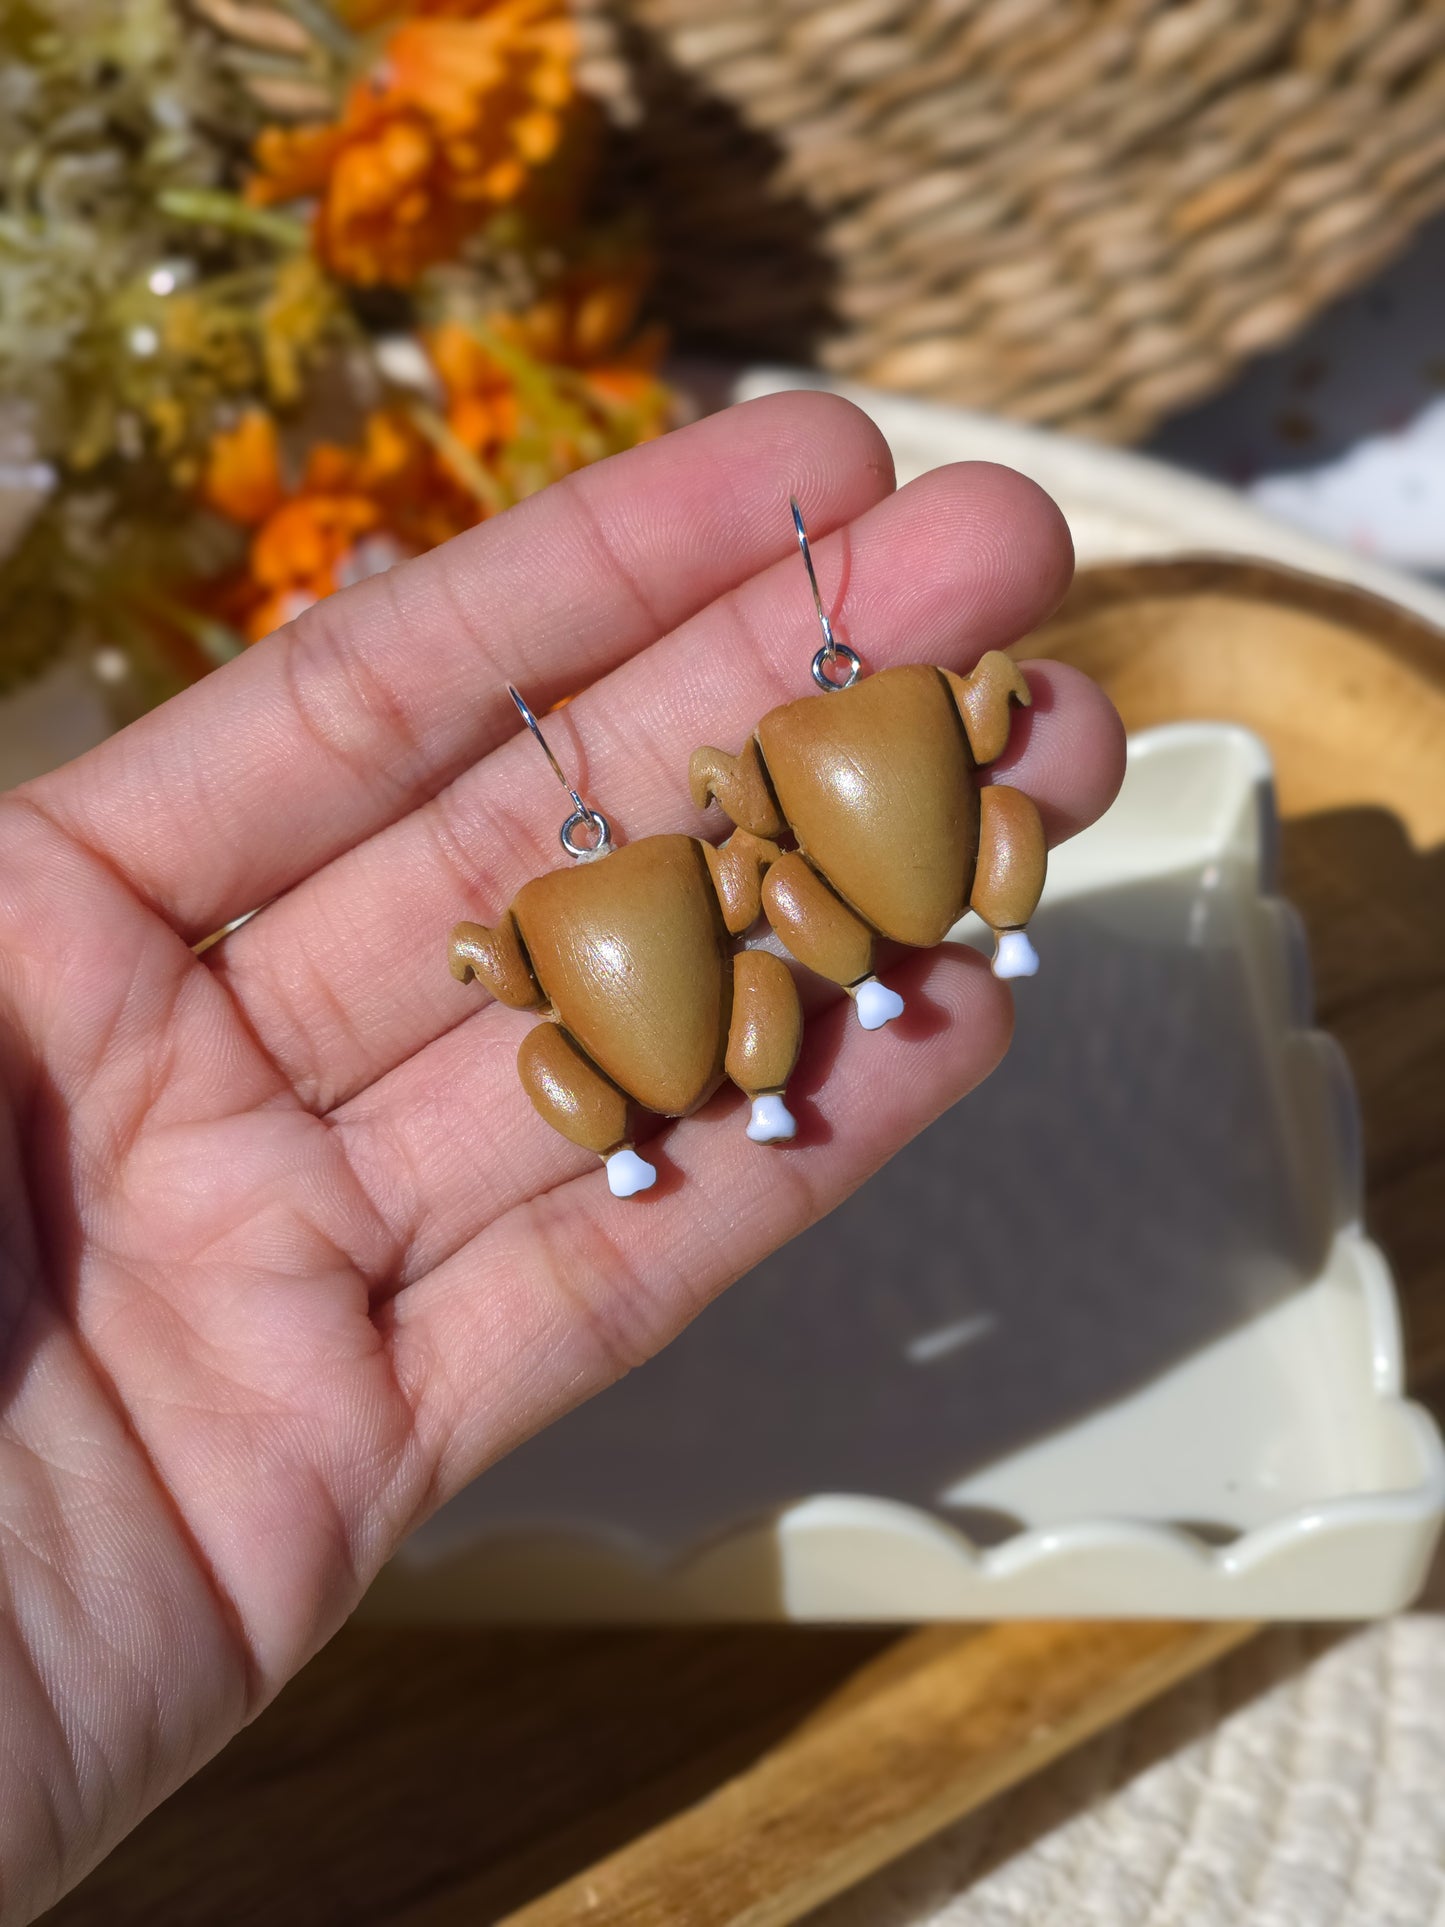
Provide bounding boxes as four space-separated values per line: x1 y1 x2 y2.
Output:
508 682 615 864
812 642 862 691
560 808 612 862
792 497 864 691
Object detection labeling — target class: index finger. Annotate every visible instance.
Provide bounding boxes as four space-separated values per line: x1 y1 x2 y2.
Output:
22 391 895 937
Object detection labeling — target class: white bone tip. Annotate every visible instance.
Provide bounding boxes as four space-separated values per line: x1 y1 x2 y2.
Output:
605 1147 657 1197
746 1094 797 1143
992 930 1040 979
854 977 906 1030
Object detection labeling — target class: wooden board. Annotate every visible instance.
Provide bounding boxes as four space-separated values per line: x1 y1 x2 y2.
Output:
48 558 1445 1927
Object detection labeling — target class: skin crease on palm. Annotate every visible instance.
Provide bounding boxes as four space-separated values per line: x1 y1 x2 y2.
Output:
0 391 1124 1920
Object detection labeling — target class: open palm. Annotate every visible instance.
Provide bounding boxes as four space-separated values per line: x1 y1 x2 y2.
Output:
0 391 1121 1919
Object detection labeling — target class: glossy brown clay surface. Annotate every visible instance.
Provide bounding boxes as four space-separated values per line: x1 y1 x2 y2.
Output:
691 653 1046 984
518 1021 630 1157
690 736 786 840
513 836 728 1120
944 652 1033 763
758 664 979 948
762 851 876 988
449 827 810 1166
973 783 1047 933
450 915 546 1009
726 950 802 1097
458 651 1042 1167
704 828 784 935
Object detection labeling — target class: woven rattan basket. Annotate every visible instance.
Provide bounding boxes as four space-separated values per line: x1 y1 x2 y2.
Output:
579 0 1445 440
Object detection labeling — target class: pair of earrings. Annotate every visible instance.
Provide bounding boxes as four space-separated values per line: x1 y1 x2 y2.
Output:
449 501 1046 1197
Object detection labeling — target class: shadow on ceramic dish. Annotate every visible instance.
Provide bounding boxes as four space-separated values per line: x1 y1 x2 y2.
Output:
421 852 1323 1560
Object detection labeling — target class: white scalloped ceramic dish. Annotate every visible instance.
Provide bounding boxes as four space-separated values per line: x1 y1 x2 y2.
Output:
367 722 1445 1622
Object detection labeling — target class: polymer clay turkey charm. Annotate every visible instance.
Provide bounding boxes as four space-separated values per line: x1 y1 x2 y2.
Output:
449 687 802 1198
690 501 1046 1026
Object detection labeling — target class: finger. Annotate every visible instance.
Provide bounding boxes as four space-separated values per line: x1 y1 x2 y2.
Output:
217 461 1075 1109
986 660 1126 842
385 944 1014 1501
24 390 894 937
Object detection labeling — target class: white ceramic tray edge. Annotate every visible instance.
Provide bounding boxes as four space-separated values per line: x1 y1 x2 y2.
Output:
372 1380 1445 1619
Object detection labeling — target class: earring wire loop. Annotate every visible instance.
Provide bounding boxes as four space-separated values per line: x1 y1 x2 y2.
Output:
790 496 860 690
507 683 613 861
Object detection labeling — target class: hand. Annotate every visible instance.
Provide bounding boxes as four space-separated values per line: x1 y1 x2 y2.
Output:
0 391 1123 1918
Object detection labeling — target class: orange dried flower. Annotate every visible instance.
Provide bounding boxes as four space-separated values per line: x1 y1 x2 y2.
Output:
427 319 519 465
507 263 650 369
505 264 673 446
202 409 286 526
248 0 576 287
193 259 671 647
197 399 490 641
249 493 385 635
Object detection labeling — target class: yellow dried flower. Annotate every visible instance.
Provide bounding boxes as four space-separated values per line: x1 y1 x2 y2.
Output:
258 255 342 406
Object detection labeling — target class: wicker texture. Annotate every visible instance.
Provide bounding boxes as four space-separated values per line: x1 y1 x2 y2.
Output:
581 0 1445 440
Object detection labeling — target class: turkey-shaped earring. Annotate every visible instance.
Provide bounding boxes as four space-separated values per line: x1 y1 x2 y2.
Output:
691 499 1046 1025
449 686 803 1197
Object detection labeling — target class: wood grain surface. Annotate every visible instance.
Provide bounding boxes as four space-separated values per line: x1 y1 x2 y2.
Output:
498 1621 1252 1927
46 558 1445 1927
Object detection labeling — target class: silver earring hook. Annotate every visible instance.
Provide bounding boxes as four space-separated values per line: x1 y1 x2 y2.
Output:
789 496 861 692
507 683 613 862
